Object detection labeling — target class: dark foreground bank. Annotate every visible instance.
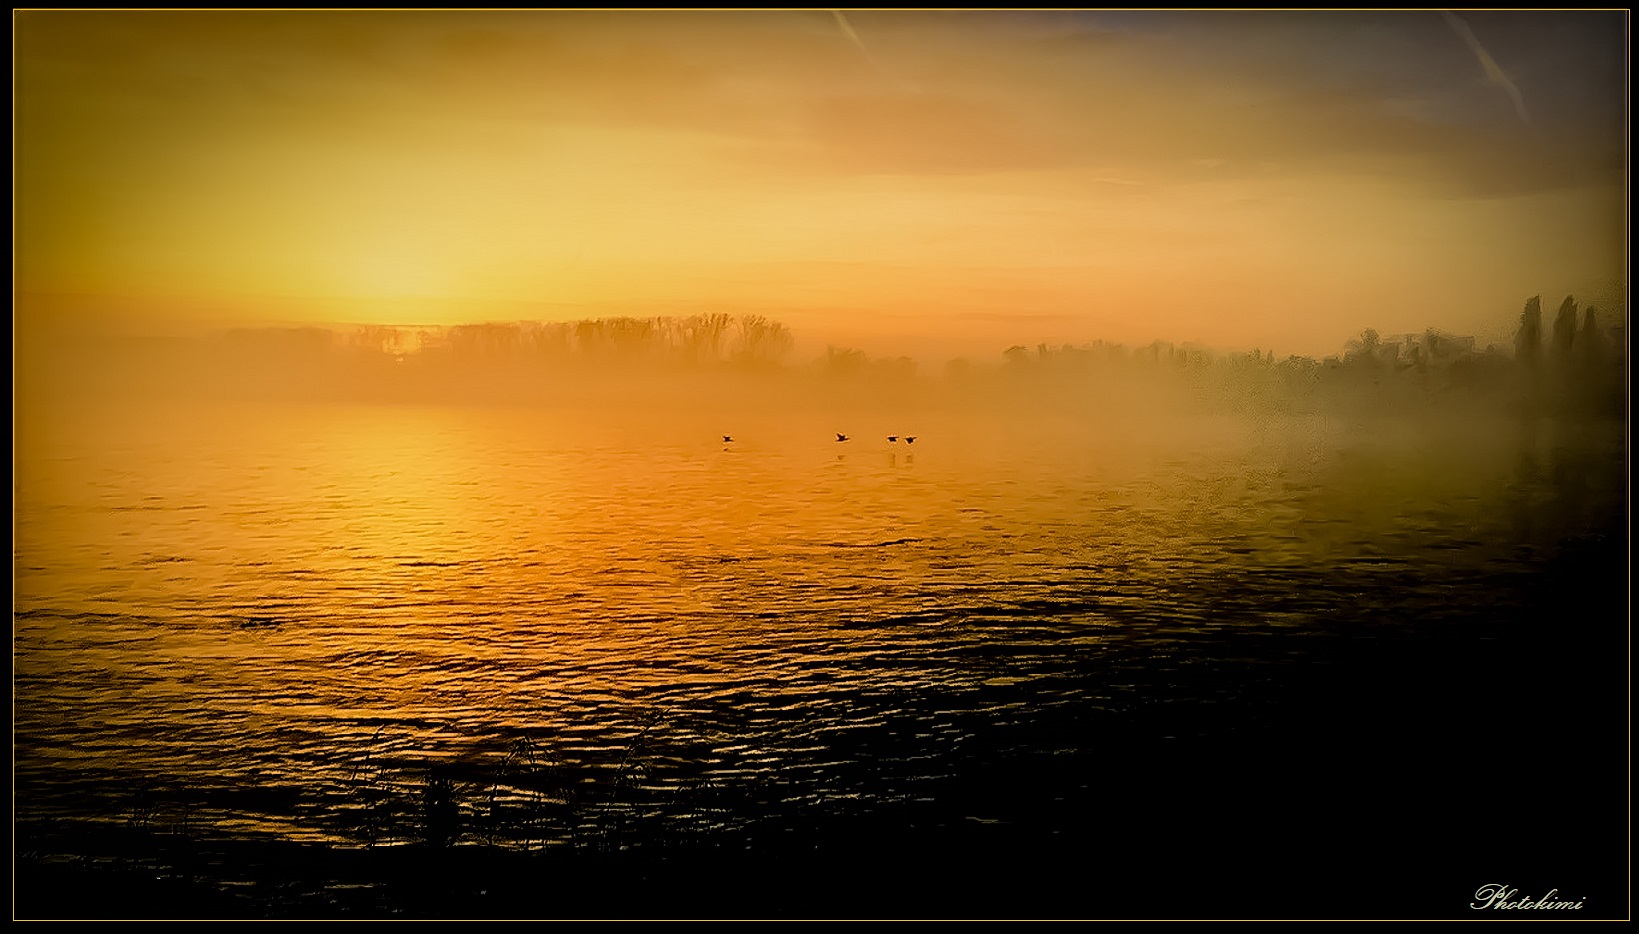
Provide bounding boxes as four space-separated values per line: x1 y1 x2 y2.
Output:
16 525 1628 922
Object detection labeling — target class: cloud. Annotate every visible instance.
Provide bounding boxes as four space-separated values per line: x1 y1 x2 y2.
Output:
1440 11 1533 129
19 10 1620 199
15 9 1625 321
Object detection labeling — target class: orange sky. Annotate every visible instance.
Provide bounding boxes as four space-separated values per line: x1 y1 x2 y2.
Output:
14 10 1628 359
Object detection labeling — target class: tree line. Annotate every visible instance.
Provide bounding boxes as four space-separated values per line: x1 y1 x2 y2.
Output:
324 314 794 370
199 299 1622 416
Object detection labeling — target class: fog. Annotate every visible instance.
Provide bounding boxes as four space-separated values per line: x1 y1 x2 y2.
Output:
17 296 1627 563
12 13 1628 920
18 297 1624 427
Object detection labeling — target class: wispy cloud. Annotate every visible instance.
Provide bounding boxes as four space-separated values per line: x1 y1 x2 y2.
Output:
831 9 920 94
831 10 872 65
1440 10 1533 129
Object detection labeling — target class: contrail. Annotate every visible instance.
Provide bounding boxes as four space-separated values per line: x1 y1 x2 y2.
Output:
829 9 920 93
831 9 873 63
1440 10 1532 128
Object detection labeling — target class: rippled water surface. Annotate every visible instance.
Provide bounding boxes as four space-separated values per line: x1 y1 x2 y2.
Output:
14 397 1627 918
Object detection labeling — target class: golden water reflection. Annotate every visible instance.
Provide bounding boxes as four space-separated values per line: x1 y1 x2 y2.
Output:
14 393 1623 848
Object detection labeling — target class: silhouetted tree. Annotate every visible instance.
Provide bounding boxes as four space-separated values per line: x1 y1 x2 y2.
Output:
573 319 606 358
523 321 572 360
1578 306 1609 369
1138 340 1175 367
824 345 868 376
1576 305 1623 416
350 325 404 358
732 314 794 368
678 313 732 365
1514 295 1543 367
604 317 658 359
1551 295 1579 364
1344 328 1384 368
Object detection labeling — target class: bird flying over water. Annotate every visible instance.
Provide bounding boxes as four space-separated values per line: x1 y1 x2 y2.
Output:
723 435 733 443
888 435 898 442
905 436 916 444
836 433 850 442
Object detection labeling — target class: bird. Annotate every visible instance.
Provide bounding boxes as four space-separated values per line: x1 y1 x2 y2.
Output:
836 433 850 442
888 435 898 442
723 435 733 443
905 436 917 444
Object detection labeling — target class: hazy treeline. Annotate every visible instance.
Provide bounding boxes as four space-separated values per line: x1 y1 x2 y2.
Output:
19 300 1627 419
979 293 1624 421
340 314 794 369
1507 294 1626 418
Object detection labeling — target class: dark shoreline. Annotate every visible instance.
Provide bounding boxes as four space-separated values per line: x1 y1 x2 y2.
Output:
17 512 1627 922
18 599 1627 921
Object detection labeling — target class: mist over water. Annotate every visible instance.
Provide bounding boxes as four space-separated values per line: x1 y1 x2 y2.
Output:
13 310 1629 919
16 6 1628 917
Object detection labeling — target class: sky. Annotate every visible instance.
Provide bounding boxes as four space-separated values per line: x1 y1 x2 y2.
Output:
14 9 1629 360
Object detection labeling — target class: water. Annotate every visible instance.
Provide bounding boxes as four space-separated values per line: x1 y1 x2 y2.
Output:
13 394 1628 919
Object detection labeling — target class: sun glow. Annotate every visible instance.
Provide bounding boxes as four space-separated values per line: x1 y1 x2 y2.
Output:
15 10 1624 359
